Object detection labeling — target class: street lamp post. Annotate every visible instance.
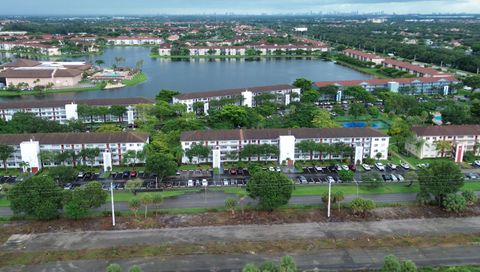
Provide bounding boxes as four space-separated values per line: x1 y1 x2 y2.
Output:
110 181 115 227
327 180 332 218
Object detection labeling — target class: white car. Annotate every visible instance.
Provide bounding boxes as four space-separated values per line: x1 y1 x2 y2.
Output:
275 167 281 172
400 162 410 170
268 166 275 172
391 174 398 182
362 164 371 171
341 164 349 171
187 180 194 187
375 162 385 171
397 174 405 182
223 179 229 186
327 176 335 183
474 160 480 167
335 164 342 171
202 179 208 187
388 163 398 170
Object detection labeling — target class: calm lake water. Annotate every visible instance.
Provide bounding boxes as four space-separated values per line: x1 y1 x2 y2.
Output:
0 47 372 102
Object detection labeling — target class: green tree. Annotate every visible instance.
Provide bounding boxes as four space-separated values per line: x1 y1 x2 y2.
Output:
106 263 122 272
312 109 339 128
185 143 211 163
156 89 180 103
47 166 78 186
39 150 56 167
63 181 108 219
192 101 205 115
433 140 452 157
280 255 297 272
242 263 260 272
293 78 313 92
122 150 145 170
129 198 141 218
338 170 354 182
126 179 144 194
79 148 101 166
152 193 164 215
246 171 293 211
225 198 238 216
350 198 375 215
140 193 153 218
382 255 401 272
462 190 478 206
128 265 143 272
8 176 63 220
418 161 464 206
349 103 367 119
96 124 121 132
145 153 178 188
400 260 417 272
0 144 14 170
362 171 383 189
463 75 480 90
110 105 127 122
208 105 251 129
443 193 467 213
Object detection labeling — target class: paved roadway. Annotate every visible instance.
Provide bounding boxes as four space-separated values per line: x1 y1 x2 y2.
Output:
2 245 480 272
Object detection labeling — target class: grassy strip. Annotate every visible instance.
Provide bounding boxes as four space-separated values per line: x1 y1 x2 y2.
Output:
0 83 105 97
121 72 147 86
1 233 479 267
109 189 199 202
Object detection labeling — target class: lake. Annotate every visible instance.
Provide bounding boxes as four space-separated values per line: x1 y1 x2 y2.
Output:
0 47 372 102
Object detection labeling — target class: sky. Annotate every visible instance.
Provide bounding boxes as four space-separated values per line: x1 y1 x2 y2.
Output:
1 0 480 15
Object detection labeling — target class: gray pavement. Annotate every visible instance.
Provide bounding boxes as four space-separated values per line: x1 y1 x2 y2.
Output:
4 216 480 252
2 244 480 271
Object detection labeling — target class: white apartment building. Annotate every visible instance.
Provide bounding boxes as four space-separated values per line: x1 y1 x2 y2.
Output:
188 46 247 56
172 84 301 113
406 125 480 162
254 45 328 55
106 37 164 45
0 97 154 124
0 132 149 173
181 128 389 167
343 49 385 65
158 44 172 56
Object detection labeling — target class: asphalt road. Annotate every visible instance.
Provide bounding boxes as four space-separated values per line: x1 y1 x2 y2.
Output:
4 217 480 252
2 245 480 272
0 190 420 216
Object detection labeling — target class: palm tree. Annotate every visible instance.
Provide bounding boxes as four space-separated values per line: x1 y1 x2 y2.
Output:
434 140 452 157
473 141 480 156
0 144 14 171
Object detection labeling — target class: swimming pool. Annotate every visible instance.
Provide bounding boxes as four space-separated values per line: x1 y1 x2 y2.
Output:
341 121 389 129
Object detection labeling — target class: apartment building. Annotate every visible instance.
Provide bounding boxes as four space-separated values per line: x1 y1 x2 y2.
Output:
180 127 389 167
158 44 172 56
106 36 164 45
0 97 154 124
0 41 61 56
405 125 480 162
173 84 301 113
315 76 458 95
188 46 247 56
0 59 91 88
343 49 385 65
254 44 328 55
0 132 149 172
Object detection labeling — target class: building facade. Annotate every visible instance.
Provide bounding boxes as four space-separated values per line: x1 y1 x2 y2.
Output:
0 132 149 173
180 127 389 165
405 125 480 161
0 97 154 124
172 84 301 113
343 49 385 65
315 76 458 95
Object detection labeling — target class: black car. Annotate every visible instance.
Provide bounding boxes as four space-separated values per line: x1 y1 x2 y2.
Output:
122 170 130 178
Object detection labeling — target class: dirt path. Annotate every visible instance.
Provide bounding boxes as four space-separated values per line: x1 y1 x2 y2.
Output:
4 216 480 252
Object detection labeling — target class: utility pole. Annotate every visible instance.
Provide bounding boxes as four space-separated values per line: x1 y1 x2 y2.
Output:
110 181 115 226
327 180 332 218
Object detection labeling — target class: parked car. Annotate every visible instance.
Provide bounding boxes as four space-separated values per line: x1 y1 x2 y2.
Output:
275 167 281 172
223 179 229 186
77 172 85 179
63 183 73 190
416 163 430 169
341 165 349 171
388 163 398 170
202 179 208 187
382 174 392 181
130 171 137 178
327 176 335 183
397 174 405 182
468 172 478 179
315 166 324 173
335 164 342 171
348 164 357 172
122 171 130 178
473 160 480 167
268 166 275 172
362 164 371 171
400 162 410 170
391 174 398 182
187 180 194 187
229 168 237 175
298 176 308 184
375 162 385 171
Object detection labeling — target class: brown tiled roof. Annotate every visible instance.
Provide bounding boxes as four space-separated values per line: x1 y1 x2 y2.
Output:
412 125 480 137
343 49 384 60
54 69 83 77
0 59 41 68
0 132 149 145
0 97 155 110
175 84 298 100
0 69 53 78
181 128 387 142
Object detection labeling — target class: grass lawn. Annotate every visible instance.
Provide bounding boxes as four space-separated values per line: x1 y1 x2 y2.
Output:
179 164 212 171
0 198 9 207
401 156 453 167
122 72 147 86
109 189 199 202
0 83 106 97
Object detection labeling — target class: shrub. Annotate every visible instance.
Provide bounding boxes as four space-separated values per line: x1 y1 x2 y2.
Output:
106 263 122 272
461 190 478 206
242 263 260 272
128 265 143 272
362 172 383 189
280 255 297 272
350 198 375 215
338 170 354 181
225 198 238 215
416 191 432 206
246 171 293 211
400 260 417 272
259 261 278 272
443 194 466 213
382 255 401 272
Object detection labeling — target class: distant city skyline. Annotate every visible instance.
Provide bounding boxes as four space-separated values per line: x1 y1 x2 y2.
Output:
1 0 480 15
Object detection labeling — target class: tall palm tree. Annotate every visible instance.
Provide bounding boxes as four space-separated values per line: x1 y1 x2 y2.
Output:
434 140 452 157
